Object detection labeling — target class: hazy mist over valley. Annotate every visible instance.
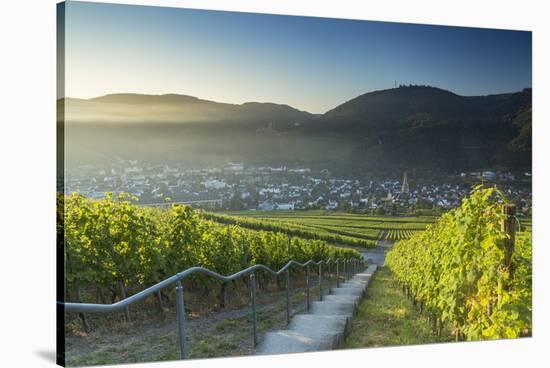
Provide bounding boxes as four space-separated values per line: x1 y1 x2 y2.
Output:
59 85 531 174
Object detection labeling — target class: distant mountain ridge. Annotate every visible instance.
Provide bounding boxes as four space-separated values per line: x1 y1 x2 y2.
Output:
59 86 532 172
61 93 316 127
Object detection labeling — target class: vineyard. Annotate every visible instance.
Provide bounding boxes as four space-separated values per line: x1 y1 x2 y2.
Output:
60 193 361 307
384 229 419 241
210 211 435 248
386 186 532 340
202 212 379 248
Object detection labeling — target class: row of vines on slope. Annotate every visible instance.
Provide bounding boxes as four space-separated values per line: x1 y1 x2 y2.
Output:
202 212 378 248
386 186 532 340
60 193 361 305
384 229 418 241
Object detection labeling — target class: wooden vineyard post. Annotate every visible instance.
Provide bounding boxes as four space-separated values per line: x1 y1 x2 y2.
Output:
119 280 131 322
502 204 516 282
156 290 165 313
74 282 90 332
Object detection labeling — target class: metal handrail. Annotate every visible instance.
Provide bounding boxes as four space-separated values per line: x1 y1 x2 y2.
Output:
60 257 365 359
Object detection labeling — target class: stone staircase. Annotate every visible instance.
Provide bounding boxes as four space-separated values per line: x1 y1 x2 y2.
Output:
255 264 378 355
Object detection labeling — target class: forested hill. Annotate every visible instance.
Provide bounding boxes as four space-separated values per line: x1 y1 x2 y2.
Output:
304 86 532 171
314 86 530 131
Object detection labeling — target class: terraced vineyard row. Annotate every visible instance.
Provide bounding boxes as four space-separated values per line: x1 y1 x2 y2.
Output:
384 229 420 241
225 211 436 227
203 212 379 248
214 211 436 248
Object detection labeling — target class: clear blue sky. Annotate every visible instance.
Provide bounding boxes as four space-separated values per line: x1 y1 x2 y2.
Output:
62 1 532 113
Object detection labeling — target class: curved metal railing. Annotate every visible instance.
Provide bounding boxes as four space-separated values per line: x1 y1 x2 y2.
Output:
60 257 366 359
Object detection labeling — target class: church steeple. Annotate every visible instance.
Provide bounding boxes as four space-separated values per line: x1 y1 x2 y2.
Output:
401 171 409 195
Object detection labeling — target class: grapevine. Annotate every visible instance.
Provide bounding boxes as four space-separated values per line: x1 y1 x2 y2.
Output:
386 186 532 340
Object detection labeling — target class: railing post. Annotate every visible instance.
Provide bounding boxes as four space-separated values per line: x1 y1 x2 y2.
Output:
250 273 258 347
285 269 290 325
336 260 340 288
342 260 346 282
306 264 310 312
344 260 347 280
326 262 330 293
175 280 188 359
318 263 323 301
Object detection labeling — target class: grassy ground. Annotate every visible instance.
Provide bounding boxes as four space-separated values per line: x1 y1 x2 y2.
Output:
343 267 452 349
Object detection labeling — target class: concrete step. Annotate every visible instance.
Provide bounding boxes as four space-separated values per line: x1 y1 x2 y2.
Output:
331 286 364 296
354 266 377 279
310 300 356 316
339 281 368 288
322 294 362 304
256 329 338 354
255 264 378 356
351 275 372 282
288 314 348 337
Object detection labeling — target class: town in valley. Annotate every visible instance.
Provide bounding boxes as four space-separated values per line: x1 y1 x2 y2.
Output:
64 158 532 216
